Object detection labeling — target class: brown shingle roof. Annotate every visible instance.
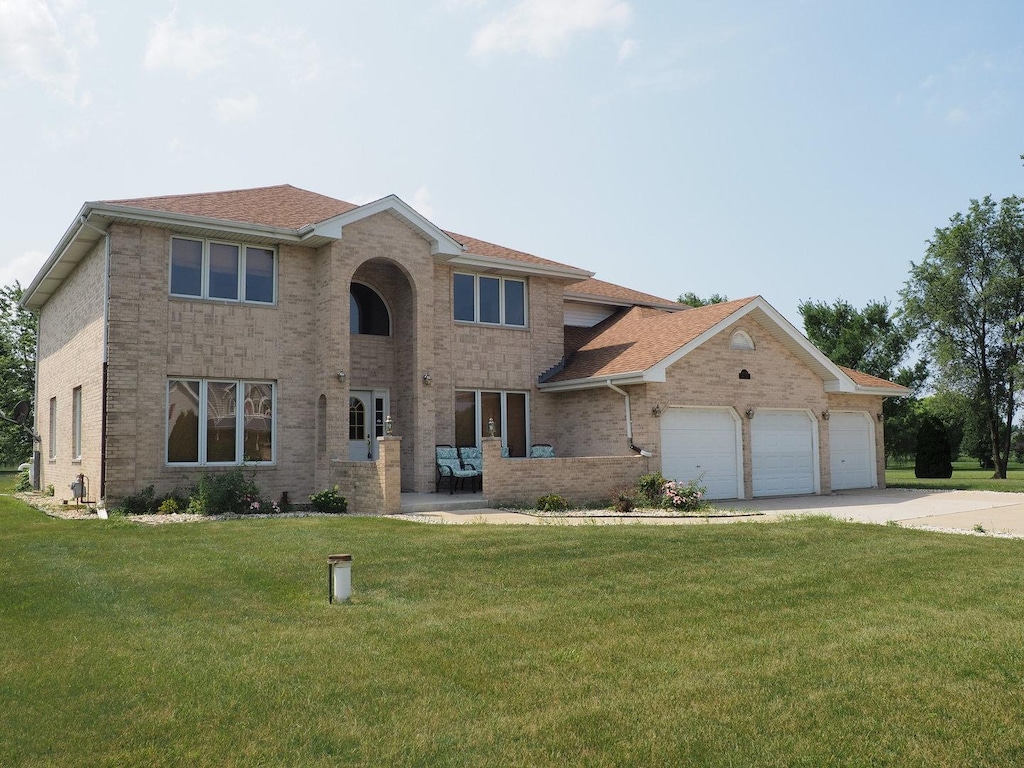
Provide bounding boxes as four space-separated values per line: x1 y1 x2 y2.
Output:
443 230 586 272
564 277 682 310
105 184 358 230
837 366 908 392
548 297 758 382
103 184 587 273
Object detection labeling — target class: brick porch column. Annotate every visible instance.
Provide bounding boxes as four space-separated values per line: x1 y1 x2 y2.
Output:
377 436 402 514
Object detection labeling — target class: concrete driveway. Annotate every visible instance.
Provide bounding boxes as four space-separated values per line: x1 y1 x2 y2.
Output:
399 488 1024 537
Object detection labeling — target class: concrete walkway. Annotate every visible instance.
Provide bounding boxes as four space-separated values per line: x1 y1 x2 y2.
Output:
397 488 1024 537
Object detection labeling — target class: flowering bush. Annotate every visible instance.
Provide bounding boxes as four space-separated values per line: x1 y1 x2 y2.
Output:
661 478 707 512
186 469 267 516
309 486 348 514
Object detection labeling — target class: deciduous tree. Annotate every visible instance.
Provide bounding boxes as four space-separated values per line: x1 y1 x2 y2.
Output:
0 282 37 465
901 195 1024 478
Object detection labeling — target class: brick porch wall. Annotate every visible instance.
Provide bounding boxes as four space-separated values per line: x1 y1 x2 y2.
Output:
327 436 401 515
481 437 649 506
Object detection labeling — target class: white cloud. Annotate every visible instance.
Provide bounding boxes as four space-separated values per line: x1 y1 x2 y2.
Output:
471 0 632 58
0 250 47 291
617 37 637 63
411 186 435 219
143 12 321 87
144 12 230 76
216 93 258 123
0 0 95 101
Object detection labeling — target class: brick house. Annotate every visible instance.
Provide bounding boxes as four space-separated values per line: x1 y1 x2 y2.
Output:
22 184 906 510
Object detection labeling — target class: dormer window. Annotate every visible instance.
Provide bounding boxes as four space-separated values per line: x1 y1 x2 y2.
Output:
730 330 755 350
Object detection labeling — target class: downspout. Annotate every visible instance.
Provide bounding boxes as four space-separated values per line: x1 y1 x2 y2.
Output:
79 215 110 501
605 380 652 457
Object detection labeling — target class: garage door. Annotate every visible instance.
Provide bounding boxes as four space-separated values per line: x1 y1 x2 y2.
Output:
751 410 816 497
661 408 742 500
829 412 875 490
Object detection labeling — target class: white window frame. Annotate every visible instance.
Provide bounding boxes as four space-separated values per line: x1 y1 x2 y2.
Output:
454 389 530 453
453 272 528 328
72 386 82 461
170 237 277 305
165 378 277 466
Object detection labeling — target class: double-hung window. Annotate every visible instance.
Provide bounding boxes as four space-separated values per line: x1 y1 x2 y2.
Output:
453 273 527 327
167 378 275 465
170 237 276 304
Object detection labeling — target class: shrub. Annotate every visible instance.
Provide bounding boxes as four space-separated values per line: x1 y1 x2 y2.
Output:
661 478 707 512
117 485 158 515
15 468 32 492
611 488 637 514
44 483 54 497
277 492 293 514
158 498 181 515
634 472 667 506
536 493 569 512
915 416 953 479
309 486 348 514
187 469 267 516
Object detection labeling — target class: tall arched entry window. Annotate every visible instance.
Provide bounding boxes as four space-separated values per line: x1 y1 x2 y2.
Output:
350 283 391 336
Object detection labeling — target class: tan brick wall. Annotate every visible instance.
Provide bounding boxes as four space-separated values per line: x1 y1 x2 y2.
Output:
432 266 567 457
481 438 650 505
36 239 106 501
327 435 401 514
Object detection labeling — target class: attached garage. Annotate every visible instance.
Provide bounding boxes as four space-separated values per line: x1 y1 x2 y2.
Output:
660 407 743 500
829 411 876 490
751 409 817 497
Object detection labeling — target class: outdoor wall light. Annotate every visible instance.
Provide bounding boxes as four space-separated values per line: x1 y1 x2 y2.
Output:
821 410 830 421
385 414 394 436
651 404 663 418
337 370 346 383
877 411 884 421
422 372 432 385
745 408 755 419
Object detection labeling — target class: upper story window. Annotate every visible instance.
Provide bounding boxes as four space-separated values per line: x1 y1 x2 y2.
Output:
350 283 391 336
453 273 527 327
170 237 276 304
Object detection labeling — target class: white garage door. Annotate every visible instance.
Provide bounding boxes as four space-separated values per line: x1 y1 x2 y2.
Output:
661 408 742 500
829 412 876 490
751 410 816 497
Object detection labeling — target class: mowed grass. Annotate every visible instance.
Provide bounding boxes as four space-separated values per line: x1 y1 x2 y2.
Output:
4 492 1024 766
887 460 1024 492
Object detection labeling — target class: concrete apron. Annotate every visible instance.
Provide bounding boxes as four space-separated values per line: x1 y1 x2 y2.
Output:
399 488 1024 536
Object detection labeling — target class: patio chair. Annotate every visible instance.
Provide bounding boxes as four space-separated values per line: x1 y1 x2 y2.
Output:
459 445 509 481
530 444 555 458
435 445 480 494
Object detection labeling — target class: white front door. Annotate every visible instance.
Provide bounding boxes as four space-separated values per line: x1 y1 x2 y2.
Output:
348 390 388 461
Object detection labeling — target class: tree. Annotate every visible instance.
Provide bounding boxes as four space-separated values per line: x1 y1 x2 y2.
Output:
0 282 37 465
798 297 927 464
678 291 728 307
901 195 1024 479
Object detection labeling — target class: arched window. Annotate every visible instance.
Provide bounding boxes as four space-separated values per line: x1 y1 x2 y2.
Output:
730 330 755 350
350 283 391 336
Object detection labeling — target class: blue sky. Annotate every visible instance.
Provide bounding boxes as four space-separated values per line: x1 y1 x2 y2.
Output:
1 0 1021 327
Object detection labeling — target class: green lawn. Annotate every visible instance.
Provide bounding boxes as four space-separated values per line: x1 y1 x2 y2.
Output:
4 493 1024 766
887 460 1024 492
